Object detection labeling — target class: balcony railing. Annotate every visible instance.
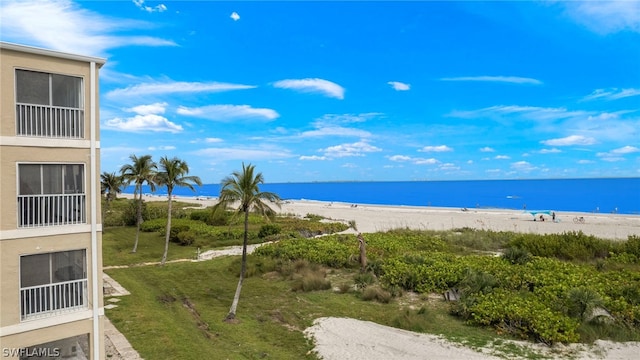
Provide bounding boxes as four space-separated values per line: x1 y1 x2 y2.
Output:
20 279 88 320
16 103 84 138
18 194 86 227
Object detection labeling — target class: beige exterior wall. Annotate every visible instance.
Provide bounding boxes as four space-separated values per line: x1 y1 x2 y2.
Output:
0 43 105 359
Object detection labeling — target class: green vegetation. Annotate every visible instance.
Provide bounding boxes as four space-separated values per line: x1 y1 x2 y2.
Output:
103 197 640 359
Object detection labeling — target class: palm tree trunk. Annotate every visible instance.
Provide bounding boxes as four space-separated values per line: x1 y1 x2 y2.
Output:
161 192 173 265
132 187 141 253
225 210 249 321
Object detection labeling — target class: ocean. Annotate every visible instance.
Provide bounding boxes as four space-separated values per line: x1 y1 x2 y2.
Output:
125 178 640 215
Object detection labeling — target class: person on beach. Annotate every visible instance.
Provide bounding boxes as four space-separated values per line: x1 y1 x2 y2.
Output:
552 212 556 222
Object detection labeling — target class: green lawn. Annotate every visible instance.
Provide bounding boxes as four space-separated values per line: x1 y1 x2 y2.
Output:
105 257 513 360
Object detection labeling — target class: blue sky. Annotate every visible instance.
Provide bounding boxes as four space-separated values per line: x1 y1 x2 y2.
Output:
2 0 639 184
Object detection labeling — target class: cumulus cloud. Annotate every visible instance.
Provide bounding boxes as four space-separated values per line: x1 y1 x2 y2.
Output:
541 135 597 146
299 155 327 161
597 146 640 161
419 145 453 152
440 76 542 85
387 81 411 91
133 0 167 13
582 88 640 101
539 148 562 154
495 155 511 160
106 81 256 99
387 155 439 165
0 0 176 56
272 78 345 99
511 161 537 172
230 11 240 21
177 105 279 122
315 113 383 125
104 114 183 133
321 141 381 158
479 147 496 152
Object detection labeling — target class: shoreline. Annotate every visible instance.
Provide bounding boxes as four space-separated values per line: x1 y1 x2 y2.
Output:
118 193 640 240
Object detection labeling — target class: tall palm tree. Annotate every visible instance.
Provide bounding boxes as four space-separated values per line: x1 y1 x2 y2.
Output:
120 154 157 253
156 156 202 265
215 163 280 321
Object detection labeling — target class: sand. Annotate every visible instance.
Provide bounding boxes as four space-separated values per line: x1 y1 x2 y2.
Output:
116 193 640 359
125 193 640 240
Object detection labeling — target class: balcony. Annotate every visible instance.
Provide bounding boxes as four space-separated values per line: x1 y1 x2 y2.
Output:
20 278 88 320
16 103 84 139
18 193 86 227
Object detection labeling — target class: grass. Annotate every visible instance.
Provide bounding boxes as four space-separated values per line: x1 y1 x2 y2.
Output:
105 257 516 359
105 232 549 360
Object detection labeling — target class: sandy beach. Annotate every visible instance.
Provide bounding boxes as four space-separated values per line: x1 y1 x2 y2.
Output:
125 193 640 240
116 193 640 359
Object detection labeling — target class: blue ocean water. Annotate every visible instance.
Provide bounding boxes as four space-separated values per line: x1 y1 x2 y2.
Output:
126 178 640 215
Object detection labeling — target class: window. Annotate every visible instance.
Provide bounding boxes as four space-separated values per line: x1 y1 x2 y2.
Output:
18 164 86 227
18 334 89 359
20 250 87 320
15 69 84 138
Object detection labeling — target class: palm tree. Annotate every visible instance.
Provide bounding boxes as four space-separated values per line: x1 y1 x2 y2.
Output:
100 171 124 224
156 156 202 265
100 171 124 203
120 154 157 253
215 163 280 321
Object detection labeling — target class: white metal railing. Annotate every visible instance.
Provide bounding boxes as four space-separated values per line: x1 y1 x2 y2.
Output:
18 194 86 227
20 279 88 320
16 103 84 138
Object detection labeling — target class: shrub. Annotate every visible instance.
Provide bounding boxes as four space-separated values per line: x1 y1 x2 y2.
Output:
258 224 281 238
354 272 376 289
122 199 149 226
291 272 331 292
189 209 210 222
176 231 196 246
361 286 392 303
502 247 531 265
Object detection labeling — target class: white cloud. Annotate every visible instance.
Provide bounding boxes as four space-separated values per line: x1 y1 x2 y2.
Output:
511 161 537 172
299 155 327 161
299 125 371 139
106 81 256 99
611 145 640 154
177 105 279 122
479 147 495 152
539 148 562 154
387 81 411 91
125 102 167 115
104 114 183 133
205 137 224 143
541 135 597 146
230 11 240 21
495 155 511 160
560 1 640 34
133 0 167 13
388 155 412 162
321 141 381 158
148 145 176 151
448 105 588 122
419 145 453 152
440 76 542 85
486 169 501 173
315 113 383 125
578 159 594 164
582 88 640 101
272 78 345 99
387 155 439 165
0 0 176 56
414 158 439 165
192 146 293 161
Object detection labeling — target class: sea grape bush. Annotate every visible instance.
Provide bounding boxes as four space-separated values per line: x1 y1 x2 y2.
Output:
255 229 640 344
